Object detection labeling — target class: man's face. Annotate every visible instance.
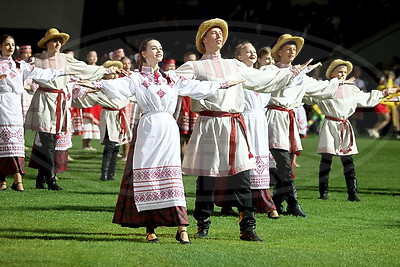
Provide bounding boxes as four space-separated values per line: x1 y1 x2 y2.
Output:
202 27 223 52
277 43 297 64
46 37 63 53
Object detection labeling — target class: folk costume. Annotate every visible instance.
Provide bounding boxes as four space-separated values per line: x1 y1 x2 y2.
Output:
72 89 132 181
25 28 108 190
0 56 63 182
309 59 389 201
266 34 339 217
175 19 297 241
100 67 223 229
214 64 277 215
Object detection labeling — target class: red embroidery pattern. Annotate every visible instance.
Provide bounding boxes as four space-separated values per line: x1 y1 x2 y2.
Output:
132 166 182 181
0 128 24 142
134 188 185 203
254 155 269 175
156 89 166 98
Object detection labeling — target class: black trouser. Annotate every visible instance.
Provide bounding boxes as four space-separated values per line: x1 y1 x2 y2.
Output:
34 132 57 180
193 170 256 228
319 153 355 184
270 149 294 193
101 129 120 180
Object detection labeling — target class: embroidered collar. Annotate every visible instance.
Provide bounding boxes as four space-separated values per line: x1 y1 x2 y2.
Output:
0 56 12 61
141 66 155 74
276 62 292 69
201 54 222 61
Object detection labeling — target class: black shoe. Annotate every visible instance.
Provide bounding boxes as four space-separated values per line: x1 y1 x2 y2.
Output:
348 194 361 202
47 180 62 190
176 230 191 244
11 182 24 192
286 204 307 217
239 229 263 242
319 192 328 200
220 207 238 217
194 220 211 238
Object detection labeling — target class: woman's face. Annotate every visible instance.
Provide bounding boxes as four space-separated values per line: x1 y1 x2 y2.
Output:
0 37 15 57
141 40 163 66
331 65 348 80
238 43 257 67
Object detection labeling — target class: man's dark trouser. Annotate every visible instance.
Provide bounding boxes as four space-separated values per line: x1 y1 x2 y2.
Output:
36 132 57 182
193 170 256 229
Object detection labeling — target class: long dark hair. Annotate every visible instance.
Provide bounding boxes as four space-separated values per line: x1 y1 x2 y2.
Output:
137 38 171 83
0 34 20 68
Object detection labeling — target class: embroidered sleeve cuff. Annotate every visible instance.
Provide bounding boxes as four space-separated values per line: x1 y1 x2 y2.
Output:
219 81 229 89
290 67 300 77
93 81 102 89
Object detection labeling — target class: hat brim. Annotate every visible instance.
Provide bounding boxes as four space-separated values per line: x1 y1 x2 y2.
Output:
325 60 353 79
196 18 228 54
38 33 70 49
271 36 304 61
103 61 123 69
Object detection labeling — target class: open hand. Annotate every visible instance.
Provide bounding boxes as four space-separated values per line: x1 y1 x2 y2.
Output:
77 80 95 89
384 96 400 102
116 69 130 77
386 87 400 95
295 58 313 72
308 62 322 71
343 77 356 84
227 80 245 88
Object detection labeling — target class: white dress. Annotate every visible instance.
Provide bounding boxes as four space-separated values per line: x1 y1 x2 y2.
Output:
97 68 222 212
0 57 63 158
242 89 271 189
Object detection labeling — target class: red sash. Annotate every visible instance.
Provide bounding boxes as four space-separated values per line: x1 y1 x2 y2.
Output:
39 87 68 133
267 105 297 179
198 111 253 175
325 116 353 154
103 107 127 136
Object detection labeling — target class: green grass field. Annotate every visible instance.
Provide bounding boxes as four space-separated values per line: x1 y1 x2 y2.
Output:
1 130 399 266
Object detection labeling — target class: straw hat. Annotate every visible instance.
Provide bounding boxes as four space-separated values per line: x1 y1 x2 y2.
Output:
196 18 228 54
271 34 304 61
103 60 123 69
38 28 70 49
325 59 353 79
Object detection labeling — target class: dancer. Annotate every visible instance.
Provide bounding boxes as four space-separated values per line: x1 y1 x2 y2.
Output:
175 19 311 241
214 41 279 219
0 34 68 191
309 59 399 201
267 34 351 217
80 38 241 244
25 28 115 190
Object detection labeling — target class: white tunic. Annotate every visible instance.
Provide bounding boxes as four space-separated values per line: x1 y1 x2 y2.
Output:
305 84 385 155
175 54 294 176
25 52 106 134
267 63 339 152
97 69 221 212
72 91 132 145
0 57 62 158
